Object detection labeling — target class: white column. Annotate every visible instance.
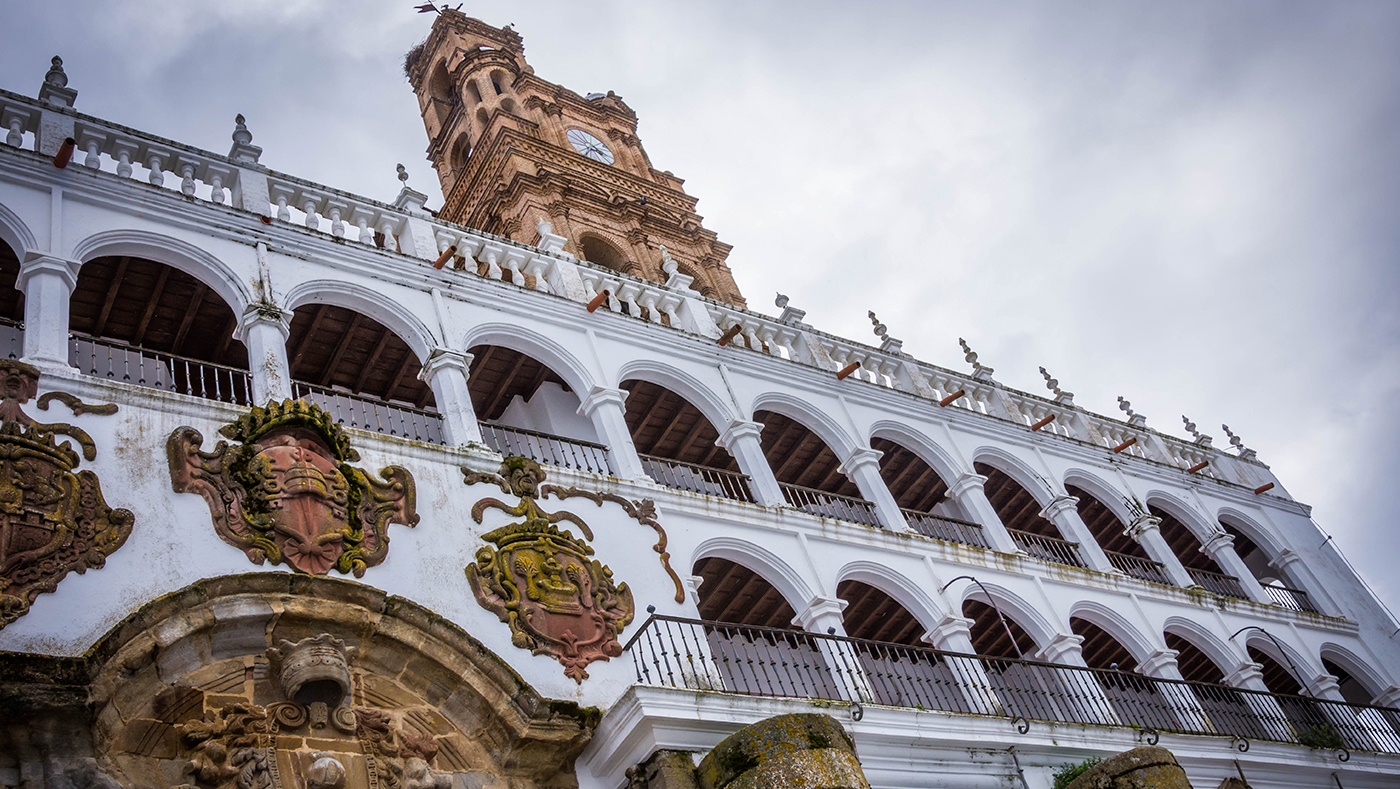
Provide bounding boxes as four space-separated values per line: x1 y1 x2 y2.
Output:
794 596 874 703
715 420 785 507
577 386 646 481
1225 662 1296 742
1200 532 1269 603
924 615 1004 715
18 254 79 368
1269 550 1338 615
946 472 1020 553
1035 633 1122 726
839 447 909 532
417 348 483 446
1127 515 1195 588
1041 495 1115 573
236 304 292 404
1138 649 1213 732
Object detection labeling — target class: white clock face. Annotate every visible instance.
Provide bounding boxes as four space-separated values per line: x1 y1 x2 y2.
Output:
566 128 615 165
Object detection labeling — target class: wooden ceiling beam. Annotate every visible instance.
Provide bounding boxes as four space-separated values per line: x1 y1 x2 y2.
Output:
131 266 170 347
91 256 128 337
289 305 330 375
319 313 363 387
673 415 714 464
353 327 393 394
170 283 207 356
214 314 238 363
483 353 528 418
380 351 418 404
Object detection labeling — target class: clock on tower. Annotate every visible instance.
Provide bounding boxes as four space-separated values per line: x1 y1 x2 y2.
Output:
405 11 745 307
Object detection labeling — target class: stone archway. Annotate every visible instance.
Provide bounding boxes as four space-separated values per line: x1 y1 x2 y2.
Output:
2 574 598 789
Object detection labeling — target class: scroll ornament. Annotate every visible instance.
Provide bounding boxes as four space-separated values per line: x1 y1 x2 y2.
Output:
0 359 130 628
168 399 418 576
464 456 635 683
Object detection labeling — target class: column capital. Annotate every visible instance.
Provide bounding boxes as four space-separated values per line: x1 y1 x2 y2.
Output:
1224 661 1266 689
947 472 988 498
17 253 79 292
924 614 975 649
1040 494 1080 522
793 595 848 633
236 301 291 340
838 446 882 474
1125 514 1162 539
1138 648 1181 678
1376 686 1400 709
1268 549 1302 571
576 385 628 417
1199 530 1235 556
1306 673 1343 699
417 347 472 381
1035 633 1084 664
716 419 764 449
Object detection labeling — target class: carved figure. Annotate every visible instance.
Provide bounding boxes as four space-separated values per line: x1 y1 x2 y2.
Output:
464 456 634 682
0 359 131 628
168 400 418 576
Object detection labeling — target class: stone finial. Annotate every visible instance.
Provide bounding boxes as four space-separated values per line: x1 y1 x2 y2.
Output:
397 163 409 184
38 55 77 108
959 338 994 380
229 114 263 164
869 311 888 340
1222 424 1257 460
1118 396 1146 427
43 56 67 88
536 217 553 236
776 292 807 326
1182 415 1212 446
1039 366 1073 404
660 245 678 277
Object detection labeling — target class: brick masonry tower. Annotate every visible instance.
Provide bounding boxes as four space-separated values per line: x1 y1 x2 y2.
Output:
405 11 745 306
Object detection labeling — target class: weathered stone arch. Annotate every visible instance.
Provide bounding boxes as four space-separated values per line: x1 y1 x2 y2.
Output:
462 321 597 399
615 358 737 434
970 446 1057 507
691 536 817 616
750 391 860 461
1319 642 1392 703
1162 616 1245 677
834 559 947 636
1063 469 1141 526
950 579 1058 653
72 229 252 316
1067 600 1159 666
867 420 967 487
1216 507 1290 559
285 279 437 362
1145 490 1220 544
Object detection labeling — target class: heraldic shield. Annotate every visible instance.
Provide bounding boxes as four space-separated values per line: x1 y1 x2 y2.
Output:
0 360 132 628
168 399 418 576
465 457 634 683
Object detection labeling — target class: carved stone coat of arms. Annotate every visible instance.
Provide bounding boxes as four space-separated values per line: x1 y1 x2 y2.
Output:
0 360 131 628
464 457 634 682
168 399 418 576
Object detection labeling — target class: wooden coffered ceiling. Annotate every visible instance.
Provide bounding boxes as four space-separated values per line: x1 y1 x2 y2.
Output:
621 379 735 470
467 344 566 421
288 305 431 407
755 410 859 496
693 557 797 629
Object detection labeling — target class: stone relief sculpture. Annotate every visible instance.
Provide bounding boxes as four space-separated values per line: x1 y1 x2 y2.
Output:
168 399 418 576
464 456 635 682
0 359 131 628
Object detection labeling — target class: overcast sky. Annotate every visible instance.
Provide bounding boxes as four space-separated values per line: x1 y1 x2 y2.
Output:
3 1 1398 619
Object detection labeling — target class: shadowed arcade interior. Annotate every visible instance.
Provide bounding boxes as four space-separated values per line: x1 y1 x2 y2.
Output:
975 462 1060 539
836 580 925 646
287 304 431 408
963 599 1038 660
621 379 735 470
693 557 798 630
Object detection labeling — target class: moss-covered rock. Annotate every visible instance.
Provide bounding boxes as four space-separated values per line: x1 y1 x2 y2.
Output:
695 713 868 789
1065 746 1193 789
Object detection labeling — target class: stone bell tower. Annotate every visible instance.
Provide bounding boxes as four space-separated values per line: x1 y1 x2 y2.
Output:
404 10 745 307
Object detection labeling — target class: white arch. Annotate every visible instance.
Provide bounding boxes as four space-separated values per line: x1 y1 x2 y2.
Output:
1067 599 1158 666
1063 468 1140 527
750 391 860 460
462 321 598 399
1145 490 1220 545
1240 631 1317 689
1163 616 1245 678
971 446 1057 507
1216 507 1290 559
0 200 37 258
690 536 816 617
1319 643 1392 703
867 420 967 488
615 359 738 434
950 578 1058 652
834 559 948 635
72 229 252 315
285 279 438 362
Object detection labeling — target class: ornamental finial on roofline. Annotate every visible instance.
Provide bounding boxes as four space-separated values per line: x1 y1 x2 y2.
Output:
1222 424 1257 461
1118 395 1146 427
959 338 994 381
1182 415 1212 446
1039 366 1073 404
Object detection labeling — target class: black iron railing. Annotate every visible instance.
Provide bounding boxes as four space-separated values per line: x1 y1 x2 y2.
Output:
902 509 989 549
626 615 1400 754
1008 528 1087 568
0 316 21 360
639 454 752 502
292 380 445 444
72 333 252 406
478 421 612 475
1106 550 1171 585
1265 583 1320 614
1188 567 1248 600
779 482 882 528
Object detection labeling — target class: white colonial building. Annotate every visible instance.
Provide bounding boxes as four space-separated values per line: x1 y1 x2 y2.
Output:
0 20 1398 789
